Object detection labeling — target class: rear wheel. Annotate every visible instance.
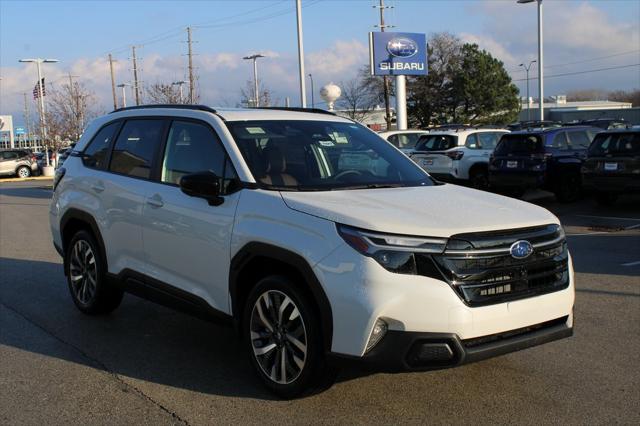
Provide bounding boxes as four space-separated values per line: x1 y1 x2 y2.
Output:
555 174 581 203
65 230 123 315
469 168 489 191
16 166 31 178
243 275 330 398
595 192 617 206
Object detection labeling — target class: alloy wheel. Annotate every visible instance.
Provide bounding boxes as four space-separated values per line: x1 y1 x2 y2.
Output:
69 240 98 305
250 290 307 385
18 167 30 178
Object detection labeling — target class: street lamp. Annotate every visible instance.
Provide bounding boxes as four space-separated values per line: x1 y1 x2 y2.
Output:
517 0 544 121
19 58 58 168
242 54 265 107
172 80 188 104
117 83 131 108
308 73 315 107
519 60 536 121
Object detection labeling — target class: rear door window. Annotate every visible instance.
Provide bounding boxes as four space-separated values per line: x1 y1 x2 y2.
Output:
109 119 165 179
476 132 502 150
549 132 569 150
465 134 479 149
567 130 592 150
2 151 19 160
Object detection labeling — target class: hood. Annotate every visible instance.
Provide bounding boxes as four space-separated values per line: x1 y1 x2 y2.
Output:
280 184 559 238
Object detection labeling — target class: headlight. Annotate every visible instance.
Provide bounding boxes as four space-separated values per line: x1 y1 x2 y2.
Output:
337 224 447 275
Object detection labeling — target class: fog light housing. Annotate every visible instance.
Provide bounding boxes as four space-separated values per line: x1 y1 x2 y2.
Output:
365 318 388 353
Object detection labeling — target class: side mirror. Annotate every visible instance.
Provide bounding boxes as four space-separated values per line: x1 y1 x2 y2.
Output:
179 171 224 206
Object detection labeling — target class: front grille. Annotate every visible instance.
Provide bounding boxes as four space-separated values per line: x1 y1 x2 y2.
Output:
462 316 569 348
432 225 570 307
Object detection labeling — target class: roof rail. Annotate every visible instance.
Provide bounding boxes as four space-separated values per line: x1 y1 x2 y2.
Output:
250 106 336 116
110 104 217 114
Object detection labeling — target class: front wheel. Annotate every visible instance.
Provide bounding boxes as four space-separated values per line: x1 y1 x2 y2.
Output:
243 275 331 398
470 169 489 191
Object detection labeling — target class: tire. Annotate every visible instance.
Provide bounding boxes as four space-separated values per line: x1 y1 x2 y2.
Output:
555 174 581 203
16 166 31 178
469 168 489 191
595 192 617 206
243 275 331 399
65 230 123 315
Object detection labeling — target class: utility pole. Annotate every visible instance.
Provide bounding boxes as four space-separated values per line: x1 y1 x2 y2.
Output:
374 0 393 130
23 92 33 150
108 53 118 110
187 26 195 104
68 73 82 139
295 0 307 107
243 54 265 107
308 73 315 107
131 46 141 105
172 80 187 103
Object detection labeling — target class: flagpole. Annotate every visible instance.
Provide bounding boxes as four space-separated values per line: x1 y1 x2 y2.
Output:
35 63 50 166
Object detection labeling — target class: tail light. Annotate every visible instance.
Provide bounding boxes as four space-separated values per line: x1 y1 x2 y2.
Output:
31 155 37 163
446 151 464 161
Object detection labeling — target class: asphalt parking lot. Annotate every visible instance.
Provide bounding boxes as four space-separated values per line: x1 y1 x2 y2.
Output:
1 180 638 425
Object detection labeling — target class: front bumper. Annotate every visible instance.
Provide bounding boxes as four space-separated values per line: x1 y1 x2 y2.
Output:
332 315 572 372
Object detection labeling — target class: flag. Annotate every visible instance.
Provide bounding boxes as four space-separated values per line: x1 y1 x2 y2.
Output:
32 78 45 100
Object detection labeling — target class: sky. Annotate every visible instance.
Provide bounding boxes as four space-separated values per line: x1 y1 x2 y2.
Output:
1 0 639 127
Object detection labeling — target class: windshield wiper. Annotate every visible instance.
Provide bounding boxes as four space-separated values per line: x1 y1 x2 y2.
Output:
335 183 406 190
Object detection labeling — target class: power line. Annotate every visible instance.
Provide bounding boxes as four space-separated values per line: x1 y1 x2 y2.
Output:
512 63 640 82
510 49 640 73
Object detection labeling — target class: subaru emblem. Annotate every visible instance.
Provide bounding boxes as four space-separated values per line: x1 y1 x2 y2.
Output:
510 240 533 259
386 37 418 58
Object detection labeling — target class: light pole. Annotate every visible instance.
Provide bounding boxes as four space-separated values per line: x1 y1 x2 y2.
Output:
172 80 187 103
295 0 307 107
242 54 265 107
308 73 314 107
519 60 536 121
517 0 544 121
19 58 58 167
117 83 131 108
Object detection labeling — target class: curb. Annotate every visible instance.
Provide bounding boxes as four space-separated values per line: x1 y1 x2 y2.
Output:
0 176 54 184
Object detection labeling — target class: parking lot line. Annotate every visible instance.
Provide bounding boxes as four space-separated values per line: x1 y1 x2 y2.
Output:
575 214 640 222
621 261 640 267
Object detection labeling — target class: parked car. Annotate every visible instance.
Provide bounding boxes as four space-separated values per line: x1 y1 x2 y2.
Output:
582 129 640 205
565 118 628 131
489 126 600 201
378 130 429 155
409 127 509 189
55 145 75 169
0 149 38 178
51 105 574 398
507 121 562 131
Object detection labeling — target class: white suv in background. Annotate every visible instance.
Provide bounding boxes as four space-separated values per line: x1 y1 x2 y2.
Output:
410 128 509 189
50 106 573 398
378 129 430 155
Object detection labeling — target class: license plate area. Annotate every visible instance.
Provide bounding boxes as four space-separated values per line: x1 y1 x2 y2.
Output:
506 160 518 168
604 162 618 171
421 159 434 166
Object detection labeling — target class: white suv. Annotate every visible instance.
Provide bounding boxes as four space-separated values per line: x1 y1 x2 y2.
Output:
410 128 508 189
50 106 574 398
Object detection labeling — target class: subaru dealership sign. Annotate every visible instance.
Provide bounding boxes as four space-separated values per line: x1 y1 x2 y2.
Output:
369 32 427 76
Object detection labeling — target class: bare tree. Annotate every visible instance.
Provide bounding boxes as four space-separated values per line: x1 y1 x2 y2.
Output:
338 76 377 122
145 82 184 104
240 80 275 107
46 79 100 146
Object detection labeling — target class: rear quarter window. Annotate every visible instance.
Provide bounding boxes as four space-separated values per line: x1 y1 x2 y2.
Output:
588 133 640 156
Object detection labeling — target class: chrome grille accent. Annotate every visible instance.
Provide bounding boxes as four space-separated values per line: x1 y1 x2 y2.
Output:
432 225 569 306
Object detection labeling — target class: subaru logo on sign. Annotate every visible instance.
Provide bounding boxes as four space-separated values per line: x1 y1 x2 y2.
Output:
510 240 533 259
386 38 418 58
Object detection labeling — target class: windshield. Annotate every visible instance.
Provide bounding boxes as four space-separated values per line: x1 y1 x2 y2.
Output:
226 120 434 191
588 132 640 156
495 134 544 156
415 134 457 151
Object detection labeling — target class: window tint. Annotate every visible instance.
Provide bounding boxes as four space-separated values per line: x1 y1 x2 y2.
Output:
83 122 119 169
387 134 399 147
549 132 569 150
416 134 457 151
109 120 165 179
465 134 479 149
1 151 19 160
495 134 544 155
161 120 228 185
567 131 592 149
588 132 640 156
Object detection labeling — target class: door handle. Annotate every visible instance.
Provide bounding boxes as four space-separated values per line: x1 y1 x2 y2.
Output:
91 183 105 193
146 195 164 208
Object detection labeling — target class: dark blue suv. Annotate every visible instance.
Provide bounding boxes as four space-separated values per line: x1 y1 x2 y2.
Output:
489 126 600 201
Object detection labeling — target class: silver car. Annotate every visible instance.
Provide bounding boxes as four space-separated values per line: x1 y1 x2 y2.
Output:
0 149 38 178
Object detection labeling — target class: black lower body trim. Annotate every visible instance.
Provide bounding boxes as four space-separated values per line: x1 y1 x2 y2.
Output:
330 316 573 373
107 269 233 325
